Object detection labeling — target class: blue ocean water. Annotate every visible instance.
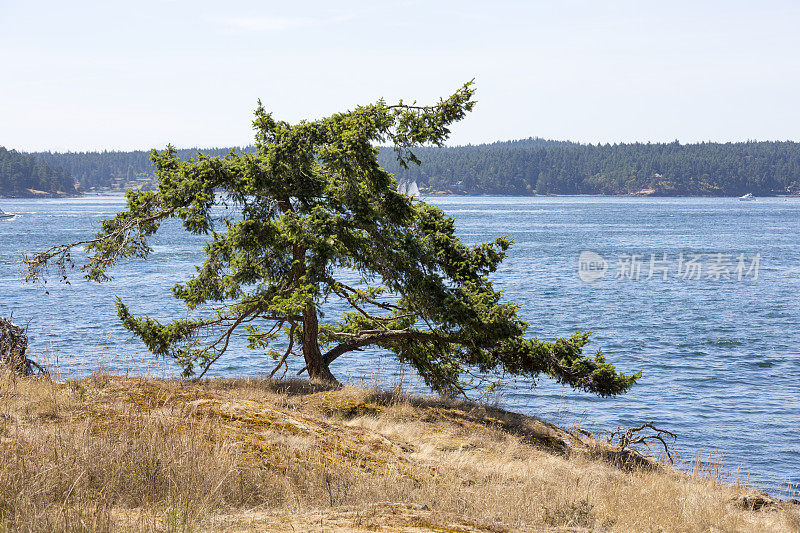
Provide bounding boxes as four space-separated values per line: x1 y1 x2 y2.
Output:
0 196 798 497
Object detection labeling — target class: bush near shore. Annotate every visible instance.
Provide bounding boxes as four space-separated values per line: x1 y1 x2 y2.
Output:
1 371 798 532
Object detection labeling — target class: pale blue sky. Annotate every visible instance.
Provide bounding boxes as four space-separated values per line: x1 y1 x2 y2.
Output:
2 0 799 151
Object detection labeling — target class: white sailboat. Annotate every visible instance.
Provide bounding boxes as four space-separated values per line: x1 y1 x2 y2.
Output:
398 180 420 197
0 207 15 220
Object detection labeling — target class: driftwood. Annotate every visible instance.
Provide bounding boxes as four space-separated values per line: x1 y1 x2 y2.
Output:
608 421 677 463
0 317 48 376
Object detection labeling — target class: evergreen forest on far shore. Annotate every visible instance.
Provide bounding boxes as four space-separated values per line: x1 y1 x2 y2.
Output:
4 139 800 197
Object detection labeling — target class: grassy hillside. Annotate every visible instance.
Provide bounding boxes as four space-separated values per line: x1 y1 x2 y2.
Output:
1 372 798 532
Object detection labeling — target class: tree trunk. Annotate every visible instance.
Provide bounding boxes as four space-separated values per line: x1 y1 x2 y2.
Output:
302 304 337 383
289 225 337 384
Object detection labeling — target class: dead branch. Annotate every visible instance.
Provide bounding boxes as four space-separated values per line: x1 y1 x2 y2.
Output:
0 317 48 377
608 421 677 463
269 322 296 379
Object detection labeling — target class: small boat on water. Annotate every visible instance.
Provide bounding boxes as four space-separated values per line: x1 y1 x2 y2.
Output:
398 180 420 196
0 207 15 219
738 193 754 201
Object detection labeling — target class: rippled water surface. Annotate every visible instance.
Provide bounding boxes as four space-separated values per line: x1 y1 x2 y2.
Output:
1 196 798 497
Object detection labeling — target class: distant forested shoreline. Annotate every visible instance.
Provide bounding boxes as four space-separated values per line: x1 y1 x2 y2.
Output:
6 139 800 197
30 147 242 194
377 139 800 196
0 147 76 197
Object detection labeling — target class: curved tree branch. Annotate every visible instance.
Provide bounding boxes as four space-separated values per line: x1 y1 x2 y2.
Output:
269 322 296 379
23 207 176 283
323 329 450 366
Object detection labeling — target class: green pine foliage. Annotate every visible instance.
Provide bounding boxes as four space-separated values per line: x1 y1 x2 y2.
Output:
25 83 638 398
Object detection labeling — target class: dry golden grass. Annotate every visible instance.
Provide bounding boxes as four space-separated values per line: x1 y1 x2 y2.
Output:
0 370 798 532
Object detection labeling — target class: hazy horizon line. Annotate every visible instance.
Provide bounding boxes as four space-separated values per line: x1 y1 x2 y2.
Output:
11 136 800 155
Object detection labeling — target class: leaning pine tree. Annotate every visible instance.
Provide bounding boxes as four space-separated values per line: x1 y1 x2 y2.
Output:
25 82 639 397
